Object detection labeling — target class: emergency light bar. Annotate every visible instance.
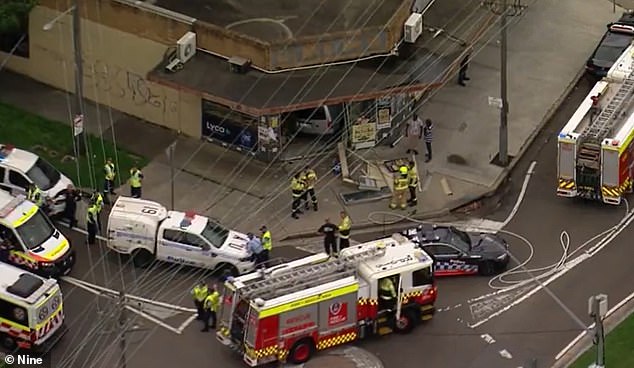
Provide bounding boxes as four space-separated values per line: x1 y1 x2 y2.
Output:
0 144 14 161
0 195 26 218
610 24 634 34
179 210 197 228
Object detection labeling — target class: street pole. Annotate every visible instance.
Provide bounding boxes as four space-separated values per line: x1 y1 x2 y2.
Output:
117 291 128 368
72 0 87 158
588 294 608 368
499 0 509 166
166 142 177 210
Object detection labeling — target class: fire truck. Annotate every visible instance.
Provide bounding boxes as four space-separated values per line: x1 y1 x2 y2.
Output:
216 234 437 366
557 43 634 204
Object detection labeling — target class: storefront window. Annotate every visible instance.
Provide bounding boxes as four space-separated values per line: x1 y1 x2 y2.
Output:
201 100 258 151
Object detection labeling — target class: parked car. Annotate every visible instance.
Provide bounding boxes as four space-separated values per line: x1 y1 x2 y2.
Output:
586 12 634 78
401 224 510 276
294 105 344 135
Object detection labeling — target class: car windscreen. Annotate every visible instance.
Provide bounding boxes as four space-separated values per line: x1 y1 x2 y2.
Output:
26 158 61 191
200 221 229 248
15 210 55 250
295 107 326 120
449 227 471 251
593 32 632 62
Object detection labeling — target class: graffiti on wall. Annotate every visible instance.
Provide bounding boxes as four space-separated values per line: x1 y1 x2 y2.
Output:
82 59 178 115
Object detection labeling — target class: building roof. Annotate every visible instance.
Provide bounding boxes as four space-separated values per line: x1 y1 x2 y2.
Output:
154 0 406 43
148 46 455 116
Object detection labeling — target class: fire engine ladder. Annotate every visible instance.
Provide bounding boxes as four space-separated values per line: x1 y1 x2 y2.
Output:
578 68 634 169
241 244 386 299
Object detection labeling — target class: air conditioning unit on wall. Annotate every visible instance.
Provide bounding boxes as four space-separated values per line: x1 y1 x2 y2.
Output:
404 13 423 43
177 32 197 63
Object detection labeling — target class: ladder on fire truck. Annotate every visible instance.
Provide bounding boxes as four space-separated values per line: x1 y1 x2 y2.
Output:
578 64 634 169
240 242 388 299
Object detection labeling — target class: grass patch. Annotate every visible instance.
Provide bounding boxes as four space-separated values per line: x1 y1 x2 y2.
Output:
0 102 148 189
570 311 634 368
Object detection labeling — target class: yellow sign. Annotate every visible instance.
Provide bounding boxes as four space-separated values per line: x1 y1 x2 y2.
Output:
351 122 376 145
258 283 358 318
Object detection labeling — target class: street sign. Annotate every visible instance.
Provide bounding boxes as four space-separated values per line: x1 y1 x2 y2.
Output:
73 114 84 136
488 96 503 109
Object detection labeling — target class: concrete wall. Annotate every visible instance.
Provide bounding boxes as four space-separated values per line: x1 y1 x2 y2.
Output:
10 5 202 139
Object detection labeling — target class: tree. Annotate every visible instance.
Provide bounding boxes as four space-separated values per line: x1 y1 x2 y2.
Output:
0 0 38 33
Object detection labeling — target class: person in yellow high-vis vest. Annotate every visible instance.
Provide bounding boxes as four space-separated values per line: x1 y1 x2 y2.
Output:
129 166 144 198
103 157 117 196
338 211 351 252
390 166 409 210
190 281 209 320
260 225 272 266
290 172 304 219
407 161 418 206
300 166 318 211
201 285 220 332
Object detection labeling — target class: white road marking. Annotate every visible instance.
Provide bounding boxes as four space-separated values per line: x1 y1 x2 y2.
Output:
555 288 634 360
480 333 496 344
469 208 634 328
499 349 513 359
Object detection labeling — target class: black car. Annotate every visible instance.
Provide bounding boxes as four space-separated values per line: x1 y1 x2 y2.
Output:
401 224 510 276
586 12 634 78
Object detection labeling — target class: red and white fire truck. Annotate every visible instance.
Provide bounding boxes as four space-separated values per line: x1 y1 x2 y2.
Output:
557 43 634 204
216 234 437 366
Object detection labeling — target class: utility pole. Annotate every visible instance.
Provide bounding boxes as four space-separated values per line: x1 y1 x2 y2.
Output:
499 0 509 166
166 142 177 210
117 291 128 368
588 294 608 368
72 0 88 159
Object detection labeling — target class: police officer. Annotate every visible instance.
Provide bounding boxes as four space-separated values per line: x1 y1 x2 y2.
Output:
338 211 351 251
201 284 220 332
104 157 116 196
301 166 318 211
86 199 100 245
407 161 418 206
129 166 144 198
379 277 397 311
27 183 44 208
317 218 337 256
290 172 304 219
260 225 272 265
390 166 409 210
62 184 81 228
190 281 209 320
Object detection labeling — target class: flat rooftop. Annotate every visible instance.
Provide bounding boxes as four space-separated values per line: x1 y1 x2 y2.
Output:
153 0 405 42
148 45 456 116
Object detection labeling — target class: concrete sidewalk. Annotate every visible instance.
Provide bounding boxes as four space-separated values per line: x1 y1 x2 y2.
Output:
0 0 620 245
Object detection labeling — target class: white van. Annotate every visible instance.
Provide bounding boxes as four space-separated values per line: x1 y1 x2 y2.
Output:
0 144 74 216
295 105 344 135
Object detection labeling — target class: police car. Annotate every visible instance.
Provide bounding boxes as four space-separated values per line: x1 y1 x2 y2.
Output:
402 224 509 276
107 196 256 277
0 192 75 278
0 144 74 216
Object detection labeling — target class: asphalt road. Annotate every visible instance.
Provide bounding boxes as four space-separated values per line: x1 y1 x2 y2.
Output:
348 75 634 368
43 224 310 368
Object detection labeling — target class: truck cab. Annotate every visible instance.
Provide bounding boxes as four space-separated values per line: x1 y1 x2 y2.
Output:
107 197 255 277
0 193 75 278
0 144 74 216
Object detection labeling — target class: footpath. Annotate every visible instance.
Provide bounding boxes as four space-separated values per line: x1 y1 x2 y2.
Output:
0 0 620 250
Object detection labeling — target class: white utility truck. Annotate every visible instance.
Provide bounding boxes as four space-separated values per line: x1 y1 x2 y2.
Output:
107 196 256 277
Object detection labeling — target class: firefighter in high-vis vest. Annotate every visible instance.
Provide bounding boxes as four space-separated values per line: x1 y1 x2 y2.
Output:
27 184 45 208
129 166 144 198
338 211 351 252
301 166 318 211
86 199 100 245
190 281 209 320
390 166 409 210
260 225 272 265
290 172 305 219
201 284 220 332
407 161 418 206
379 277 397 311
103 157 117 196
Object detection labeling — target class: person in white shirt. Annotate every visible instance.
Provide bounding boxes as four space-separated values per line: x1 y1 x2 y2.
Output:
404 113 423 155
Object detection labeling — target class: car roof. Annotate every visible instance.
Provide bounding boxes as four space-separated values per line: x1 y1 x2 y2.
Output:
0 146 37 172
162 211 208 234
617 12 634 26
0 192 37 228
